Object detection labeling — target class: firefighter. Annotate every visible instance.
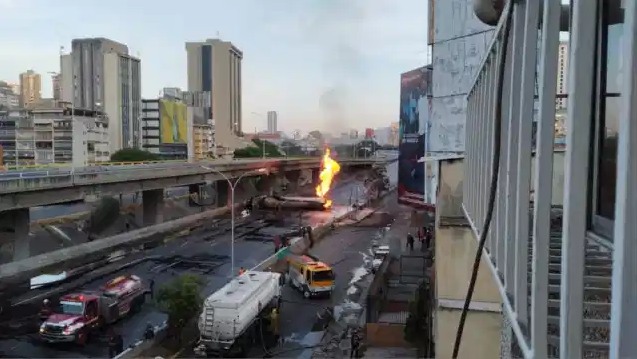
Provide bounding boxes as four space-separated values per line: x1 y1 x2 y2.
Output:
406 233 415 252
269 308 280 346
39 298 52 320
238 267 246 275
108 328 123 358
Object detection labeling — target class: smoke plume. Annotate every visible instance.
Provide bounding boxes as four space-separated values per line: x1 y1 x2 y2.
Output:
304 0 368 134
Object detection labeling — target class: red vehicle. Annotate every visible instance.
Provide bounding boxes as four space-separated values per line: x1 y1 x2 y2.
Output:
39 275 148 344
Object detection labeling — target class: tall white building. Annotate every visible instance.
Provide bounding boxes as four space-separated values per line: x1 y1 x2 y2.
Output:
267 111 278 134
185 39 243 152
556 41 569 109
61 38 140 154
103 52 142 152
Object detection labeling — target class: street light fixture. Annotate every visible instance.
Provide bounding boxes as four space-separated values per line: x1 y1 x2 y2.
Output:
200 166 267 276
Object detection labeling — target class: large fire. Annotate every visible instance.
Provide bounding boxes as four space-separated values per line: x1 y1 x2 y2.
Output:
316 148 341 208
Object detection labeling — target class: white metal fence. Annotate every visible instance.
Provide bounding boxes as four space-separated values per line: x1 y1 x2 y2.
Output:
462 0 637 358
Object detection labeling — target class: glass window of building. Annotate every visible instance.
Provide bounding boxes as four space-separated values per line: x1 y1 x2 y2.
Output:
593 0 628 236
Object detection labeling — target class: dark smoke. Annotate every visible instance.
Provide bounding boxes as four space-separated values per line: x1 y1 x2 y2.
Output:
304 0 368 134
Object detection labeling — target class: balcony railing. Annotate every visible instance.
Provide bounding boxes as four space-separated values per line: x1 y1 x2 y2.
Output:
462 1 637 359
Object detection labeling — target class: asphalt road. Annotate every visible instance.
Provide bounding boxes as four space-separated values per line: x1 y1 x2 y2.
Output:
0 171 397 358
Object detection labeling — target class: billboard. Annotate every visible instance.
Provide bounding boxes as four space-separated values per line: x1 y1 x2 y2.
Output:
398 66 432 209
365 128 374 139
160 100 187 144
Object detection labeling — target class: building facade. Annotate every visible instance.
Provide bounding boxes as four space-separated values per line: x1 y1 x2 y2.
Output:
267 111 278 134
185 39 243 152
0 82 19 109
19 70 41 108
141 98 187 160
0 107 109 167
68 38 129 110
52 73 62 103
556 41 569 109
102 52 142 152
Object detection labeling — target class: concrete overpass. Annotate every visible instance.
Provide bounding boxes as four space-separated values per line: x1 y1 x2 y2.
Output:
0 156 391 264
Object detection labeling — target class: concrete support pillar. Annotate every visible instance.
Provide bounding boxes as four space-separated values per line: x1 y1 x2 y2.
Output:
142 189 164 226
285 170 300 191
0 208 31 262
312 168 320 186
216 180 229 207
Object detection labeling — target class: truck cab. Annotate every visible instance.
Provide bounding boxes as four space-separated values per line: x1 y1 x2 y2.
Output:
286 254 335 298
39 294 101 345
39 275 147 345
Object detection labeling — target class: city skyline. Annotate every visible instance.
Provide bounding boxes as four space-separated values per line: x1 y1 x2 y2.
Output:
0 0 429 132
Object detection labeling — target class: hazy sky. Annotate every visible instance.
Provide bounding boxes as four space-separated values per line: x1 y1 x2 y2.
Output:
0 0 430 133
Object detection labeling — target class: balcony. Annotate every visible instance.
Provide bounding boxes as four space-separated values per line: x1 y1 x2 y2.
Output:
436 1 637 359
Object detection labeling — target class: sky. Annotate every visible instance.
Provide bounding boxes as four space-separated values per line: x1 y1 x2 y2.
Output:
0 0 430 134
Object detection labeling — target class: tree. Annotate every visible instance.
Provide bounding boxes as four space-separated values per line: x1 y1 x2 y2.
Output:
404 280 429 352
233 139 282 158
156 274 204 337
110 148 159 162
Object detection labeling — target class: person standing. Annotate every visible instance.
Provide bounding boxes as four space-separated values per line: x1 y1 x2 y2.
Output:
406 233 415 252
273 236 281 254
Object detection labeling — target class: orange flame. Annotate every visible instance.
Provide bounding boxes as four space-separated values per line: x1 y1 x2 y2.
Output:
316 148 341 208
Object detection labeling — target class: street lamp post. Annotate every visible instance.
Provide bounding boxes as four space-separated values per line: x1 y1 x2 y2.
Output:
201 166 267 276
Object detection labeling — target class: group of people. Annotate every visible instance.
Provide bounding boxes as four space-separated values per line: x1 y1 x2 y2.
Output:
406 226 434 252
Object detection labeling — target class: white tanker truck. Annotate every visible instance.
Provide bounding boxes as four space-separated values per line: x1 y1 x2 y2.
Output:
194 271 282 357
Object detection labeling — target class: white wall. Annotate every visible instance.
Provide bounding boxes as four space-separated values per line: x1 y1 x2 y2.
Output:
429 0 494 153
103 53 121 153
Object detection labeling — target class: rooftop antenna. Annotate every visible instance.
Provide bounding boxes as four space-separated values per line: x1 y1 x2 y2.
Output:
216 31 220 39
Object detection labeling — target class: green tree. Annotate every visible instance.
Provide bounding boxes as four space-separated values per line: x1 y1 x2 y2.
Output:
110 148 159 162
404 281 429 349
233 139 282 158
156 274 204 335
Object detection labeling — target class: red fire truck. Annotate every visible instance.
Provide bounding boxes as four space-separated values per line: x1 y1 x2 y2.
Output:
39 275 149 345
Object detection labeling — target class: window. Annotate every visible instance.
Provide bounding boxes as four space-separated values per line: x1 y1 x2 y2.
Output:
591 0 626 237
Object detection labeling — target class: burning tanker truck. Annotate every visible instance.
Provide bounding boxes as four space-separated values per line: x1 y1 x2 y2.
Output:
245 148 341 212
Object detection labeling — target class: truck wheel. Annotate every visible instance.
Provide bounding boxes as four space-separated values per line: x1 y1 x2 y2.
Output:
303 290 311 299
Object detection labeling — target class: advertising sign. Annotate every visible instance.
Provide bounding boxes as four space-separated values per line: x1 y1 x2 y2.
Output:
160 100 187 144
398 66 431 209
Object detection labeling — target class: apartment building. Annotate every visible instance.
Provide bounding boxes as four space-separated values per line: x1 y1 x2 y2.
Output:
19 70 41 108
0 82 19 109
0 107 109 167
192 122 214 160
185 39 243 152
52 73 62 103
556 41 569 109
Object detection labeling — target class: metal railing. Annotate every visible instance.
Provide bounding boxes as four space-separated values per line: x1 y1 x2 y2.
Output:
462 1 637 358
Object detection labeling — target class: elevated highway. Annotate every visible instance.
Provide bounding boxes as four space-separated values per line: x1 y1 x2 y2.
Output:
0 155 395 265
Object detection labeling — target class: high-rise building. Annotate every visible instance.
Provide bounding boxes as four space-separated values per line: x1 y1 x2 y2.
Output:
61 38 137 154
185 39 243 152
67 38 129 109
556 41 569 109
103 52 142 152
19 70 41 108
267 111 278 134
52 73 61 102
